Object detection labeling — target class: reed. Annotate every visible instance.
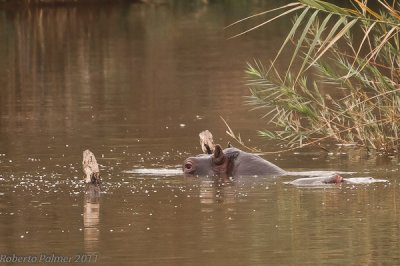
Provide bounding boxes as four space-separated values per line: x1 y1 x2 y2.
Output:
229 0 400 155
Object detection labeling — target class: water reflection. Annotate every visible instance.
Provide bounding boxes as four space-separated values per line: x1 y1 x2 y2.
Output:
0 2 292 159
199 179 235 204
199 178 238 256
83 184 100 252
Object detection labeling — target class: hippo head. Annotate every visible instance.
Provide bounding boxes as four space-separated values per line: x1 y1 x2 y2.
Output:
321 174 343 184
331 174 343 184
183 145 239 177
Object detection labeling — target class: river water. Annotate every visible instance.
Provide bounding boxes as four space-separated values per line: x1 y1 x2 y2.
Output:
0 2 399 265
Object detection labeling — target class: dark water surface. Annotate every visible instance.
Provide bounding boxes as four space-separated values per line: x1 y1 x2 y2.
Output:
0 2 399 265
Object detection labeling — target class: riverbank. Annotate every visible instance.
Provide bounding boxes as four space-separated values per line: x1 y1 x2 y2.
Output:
0 0 146 7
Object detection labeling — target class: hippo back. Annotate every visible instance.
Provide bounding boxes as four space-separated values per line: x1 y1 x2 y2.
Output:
226 148 285 177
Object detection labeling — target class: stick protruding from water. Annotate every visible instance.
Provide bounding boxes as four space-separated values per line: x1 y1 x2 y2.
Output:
199 130 215 154
82 149 101 185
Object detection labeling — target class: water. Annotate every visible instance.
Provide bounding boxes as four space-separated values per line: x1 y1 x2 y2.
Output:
0 2 400 265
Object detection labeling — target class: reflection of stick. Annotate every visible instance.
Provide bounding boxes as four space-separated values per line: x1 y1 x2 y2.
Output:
84 194 100 252
199 130 215 154
82 150 101 185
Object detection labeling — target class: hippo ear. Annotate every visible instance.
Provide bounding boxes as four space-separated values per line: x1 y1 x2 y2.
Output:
212 144 225 165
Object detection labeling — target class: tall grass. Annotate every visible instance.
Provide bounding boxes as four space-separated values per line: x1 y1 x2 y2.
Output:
228 0 400 154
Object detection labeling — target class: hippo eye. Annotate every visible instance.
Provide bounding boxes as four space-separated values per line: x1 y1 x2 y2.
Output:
184 163 192 170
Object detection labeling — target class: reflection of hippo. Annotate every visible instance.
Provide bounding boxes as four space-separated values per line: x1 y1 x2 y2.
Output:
183 144 285 178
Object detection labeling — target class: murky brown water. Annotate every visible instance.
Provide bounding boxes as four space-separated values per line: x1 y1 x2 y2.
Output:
0 2 399 265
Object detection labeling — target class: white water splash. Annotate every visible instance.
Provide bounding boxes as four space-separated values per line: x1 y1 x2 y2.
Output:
123 168 182 176
344 177 388 184
285 171 356 177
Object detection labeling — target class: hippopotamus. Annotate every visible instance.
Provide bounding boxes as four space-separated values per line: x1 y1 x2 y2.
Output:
287 175 389 186
287 174 343 186
183 144 285 178
184 131 389 184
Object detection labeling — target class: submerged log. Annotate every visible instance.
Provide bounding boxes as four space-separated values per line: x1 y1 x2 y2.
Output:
199 130 215 154
82 149 101 185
